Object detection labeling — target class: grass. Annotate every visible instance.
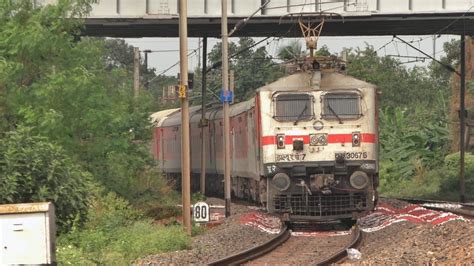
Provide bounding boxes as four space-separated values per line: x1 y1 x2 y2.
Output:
57 222 190 265
56 186 191 265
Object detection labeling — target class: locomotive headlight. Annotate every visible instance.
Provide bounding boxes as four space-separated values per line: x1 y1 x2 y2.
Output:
313 120 324 131
310 134 328 146
350 171 369 190
272 173 291 191
352 132 361 147
277 134 285 149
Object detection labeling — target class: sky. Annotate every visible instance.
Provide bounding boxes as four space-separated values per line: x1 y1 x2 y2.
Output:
124 34 459 78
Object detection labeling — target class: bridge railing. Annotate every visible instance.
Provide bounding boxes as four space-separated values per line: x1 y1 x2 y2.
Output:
35 0 474 18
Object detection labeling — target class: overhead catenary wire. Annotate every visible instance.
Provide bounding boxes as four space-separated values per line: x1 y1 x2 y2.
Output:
148 44 203 83
205 36 273 73
394 35 460 76
145 3 474 74
140 49 181 53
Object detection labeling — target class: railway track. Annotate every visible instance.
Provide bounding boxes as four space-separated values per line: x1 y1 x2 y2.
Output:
390 197 474 219
208 223 363 265
208 224 291 266
316 225 363 265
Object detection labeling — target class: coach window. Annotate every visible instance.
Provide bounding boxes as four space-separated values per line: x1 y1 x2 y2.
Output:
321 92 361 121
273 93 314 122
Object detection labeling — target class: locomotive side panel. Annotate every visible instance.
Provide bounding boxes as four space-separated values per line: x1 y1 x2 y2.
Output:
190 113 202 173
246 107 260 179
229 100 260 179
161 125 182 173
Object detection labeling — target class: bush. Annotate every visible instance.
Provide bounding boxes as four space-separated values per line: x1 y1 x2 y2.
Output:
57 189 191 265
0 127 92 232
380 107 449 180
441 152 474 199
58 223 190 265
379 162 444 198
83 186 143 230
379 152 474 201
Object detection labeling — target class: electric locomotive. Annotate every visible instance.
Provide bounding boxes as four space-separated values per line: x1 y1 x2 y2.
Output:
151 56 379 222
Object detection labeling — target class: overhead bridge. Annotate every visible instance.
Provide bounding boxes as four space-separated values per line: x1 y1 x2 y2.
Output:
43 0 474 37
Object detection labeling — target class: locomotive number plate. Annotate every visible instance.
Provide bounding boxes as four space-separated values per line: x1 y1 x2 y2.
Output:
345 152 368 159
276 153 306 162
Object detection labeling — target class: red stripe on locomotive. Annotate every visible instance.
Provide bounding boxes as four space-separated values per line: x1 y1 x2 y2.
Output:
261 133 376 146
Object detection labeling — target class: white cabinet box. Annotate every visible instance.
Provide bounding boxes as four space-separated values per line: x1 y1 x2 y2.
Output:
0 202 56 265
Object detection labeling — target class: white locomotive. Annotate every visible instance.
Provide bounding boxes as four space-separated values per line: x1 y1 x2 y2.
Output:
151 57 379 222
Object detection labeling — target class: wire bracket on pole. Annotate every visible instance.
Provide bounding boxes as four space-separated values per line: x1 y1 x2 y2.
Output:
299 18 325 57
178 84 188 99
199 118 209 127
220 90 234 103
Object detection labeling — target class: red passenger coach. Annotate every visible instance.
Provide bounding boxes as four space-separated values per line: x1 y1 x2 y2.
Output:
152 58 379 223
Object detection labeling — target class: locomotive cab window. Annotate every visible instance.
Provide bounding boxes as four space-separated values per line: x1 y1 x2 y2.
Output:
273 93 314 122
322 92 361 120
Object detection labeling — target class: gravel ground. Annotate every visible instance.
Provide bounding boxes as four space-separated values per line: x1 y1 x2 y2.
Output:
135 198 279 265
136 197 474 265
350 198 474 265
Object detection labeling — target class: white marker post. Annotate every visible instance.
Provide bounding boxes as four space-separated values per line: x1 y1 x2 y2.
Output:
193 202 210 223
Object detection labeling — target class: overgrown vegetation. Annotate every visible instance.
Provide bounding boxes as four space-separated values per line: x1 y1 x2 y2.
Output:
0 0 188 263
56 188 190 265
381 152 474 200
345 42 472 200
0 127 92 231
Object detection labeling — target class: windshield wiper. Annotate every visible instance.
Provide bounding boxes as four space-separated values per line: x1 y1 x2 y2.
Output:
327 103 343 124
294 103 308 126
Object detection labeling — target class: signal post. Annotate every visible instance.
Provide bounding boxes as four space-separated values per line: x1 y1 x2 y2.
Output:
222 0 232 218
179 0 192 235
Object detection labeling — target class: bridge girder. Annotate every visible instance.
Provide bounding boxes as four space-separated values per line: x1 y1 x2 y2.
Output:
84 13 474 38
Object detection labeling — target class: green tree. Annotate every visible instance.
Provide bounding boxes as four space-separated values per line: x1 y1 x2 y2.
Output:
277 42 330 60
0 0 162 201
0 127 92 231
315 45 331 56
277 40 304 60
429 38 460 91
204 37 284 102
101 38 178 110
346 44 452 197
347 45 447 110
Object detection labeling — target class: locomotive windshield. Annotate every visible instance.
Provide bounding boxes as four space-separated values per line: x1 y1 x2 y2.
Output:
322 92 361 120
273 93 313 122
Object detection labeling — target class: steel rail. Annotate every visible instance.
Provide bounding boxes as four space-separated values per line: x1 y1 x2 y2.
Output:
208 224 291 266
385 197 474 219
315 225 363 265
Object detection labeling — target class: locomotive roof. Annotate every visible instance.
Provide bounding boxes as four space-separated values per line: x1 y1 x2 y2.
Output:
257 71 376 92
150 108 180 126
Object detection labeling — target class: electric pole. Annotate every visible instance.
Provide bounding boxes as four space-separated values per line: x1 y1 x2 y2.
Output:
179 0 192 235
144 49 151 89
230 70 234 104
143 50 151 71
133 47 140 98
198 37 201 69
200 37 208 195
460 33 466 203
222 0 232 218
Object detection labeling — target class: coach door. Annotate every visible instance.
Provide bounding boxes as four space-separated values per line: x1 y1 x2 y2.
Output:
248 107 258 177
